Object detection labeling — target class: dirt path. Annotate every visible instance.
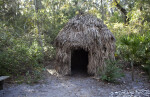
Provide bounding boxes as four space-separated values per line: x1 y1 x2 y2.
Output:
0 66 150 97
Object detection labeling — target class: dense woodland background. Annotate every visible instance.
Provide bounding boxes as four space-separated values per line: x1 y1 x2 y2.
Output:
0 0 150 83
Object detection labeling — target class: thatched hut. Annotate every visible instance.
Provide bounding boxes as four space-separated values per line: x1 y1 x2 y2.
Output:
55 14 115 76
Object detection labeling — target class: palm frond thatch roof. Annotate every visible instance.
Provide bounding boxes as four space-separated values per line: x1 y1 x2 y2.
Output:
55 14 116 75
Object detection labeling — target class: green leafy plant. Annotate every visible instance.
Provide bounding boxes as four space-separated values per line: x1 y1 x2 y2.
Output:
120 32 150 78
98 60 124 82
0 35 44 83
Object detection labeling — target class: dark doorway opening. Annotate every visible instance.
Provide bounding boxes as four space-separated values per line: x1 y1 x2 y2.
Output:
71 48 88 75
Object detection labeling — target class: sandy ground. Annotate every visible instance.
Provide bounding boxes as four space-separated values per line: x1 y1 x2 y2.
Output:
0 65 150 97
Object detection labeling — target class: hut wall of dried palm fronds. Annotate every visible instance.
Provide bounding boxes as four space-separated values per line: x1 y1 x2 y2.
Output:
55 13 116 76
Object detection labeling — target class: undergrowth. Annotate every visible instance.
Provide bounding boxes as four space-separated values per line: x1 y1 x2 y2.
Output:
98 60 124 82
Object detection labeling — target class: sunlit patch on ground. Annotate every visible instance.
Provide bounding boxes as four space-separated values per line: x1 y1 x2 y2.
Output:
46 69 59 76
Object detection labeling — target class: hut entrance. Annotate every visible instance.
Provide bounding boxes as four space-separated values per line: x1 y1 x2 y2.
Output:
71 48 88 74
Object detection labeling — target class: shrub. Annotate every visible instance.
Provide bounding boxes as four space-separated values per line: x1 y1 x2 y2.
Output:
0 24 56 83
119 32 150 78
107 22 150 78
98 60 124 82
0 36 44 83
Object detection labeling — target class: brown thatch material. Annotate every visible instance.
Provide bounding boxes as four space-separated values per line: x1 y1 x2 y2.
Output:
55 14 116 76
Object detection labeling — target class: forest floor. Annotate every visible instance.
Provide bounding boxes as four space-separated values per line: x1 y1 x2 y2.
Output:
0 61 150 97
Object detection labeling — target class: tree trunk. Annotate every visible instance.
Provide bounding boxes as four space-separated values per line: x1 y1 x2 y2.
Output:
114 0 129 24
131 61 134 81
101 0 104 20
34 0 44 54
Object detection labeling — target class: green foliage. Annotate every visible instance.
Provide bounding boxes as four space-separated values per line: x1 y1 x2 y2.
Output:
109 11 124 23
0 36 43 75
107 20 150 78
0 22 54 83
119 32 150 78
98 60 124 82
0 0 150 83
